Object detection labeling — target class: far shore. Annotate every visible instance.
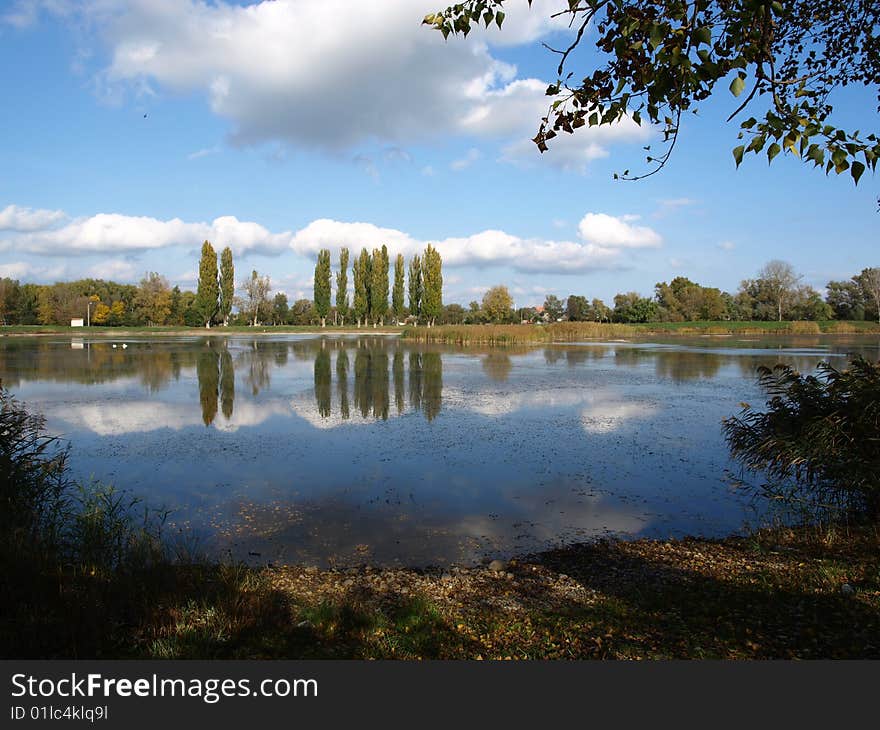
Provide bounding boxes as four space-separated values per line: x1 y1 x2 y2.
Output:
2 320 879 341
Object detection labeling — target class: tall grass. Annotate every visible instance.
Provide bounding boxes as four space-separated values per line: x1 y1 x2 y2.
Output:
402 320 880 344
401 322 635 345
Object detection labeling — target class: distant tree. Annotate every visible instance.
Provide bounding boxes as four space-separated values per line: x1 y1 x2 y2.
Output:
353 248 371 327
91 302 110 325
370 245 389 326
290 298 314 326
591 298 611 323
0 278 20 325
408 254 422 323
422 244 443 327
482 285 514 323
241 270 271 326
336 248 350 326
825 279 865 321
854 268 880 323
219 246 235 326
133 272 172 327
392 252 406 323
109 300 128 326
272 292 289 325
543 294 564 322
194 241 219 328
443 302 465 324
613 292 658 323
314 249 332 327
789 285 833 321
756 260 801 322
565 295 589 322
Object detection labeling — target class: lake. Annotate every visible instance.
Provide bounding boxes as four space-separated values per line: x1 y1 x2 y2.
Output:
2 333 877 567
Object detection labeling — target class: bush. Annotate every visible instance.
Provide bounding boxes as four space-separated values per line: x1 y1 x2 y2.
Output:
723 357 880 519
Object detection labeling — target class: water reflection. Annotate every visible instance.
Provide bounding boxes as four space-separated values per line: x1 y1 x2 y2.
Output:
2 333 879 567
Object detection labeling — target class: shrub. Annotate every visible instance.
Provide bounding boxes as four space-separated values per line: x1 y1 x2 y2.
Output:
723 357 880 519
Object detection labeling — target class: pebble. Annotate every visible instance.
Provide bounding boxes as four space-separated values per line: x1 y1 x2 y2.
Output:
488 559 508 573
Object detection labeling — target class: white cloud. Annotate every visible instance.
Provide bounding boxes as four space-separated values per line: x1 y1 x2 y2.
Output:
0 261 33 279
0 204 67 232
87 258 137 281
1 203 661 275
289 213 660 274
2 212 292 256
186 146 219 160
450 148 481 171
32 1 645 169
577 213 662 249
717 241 736 251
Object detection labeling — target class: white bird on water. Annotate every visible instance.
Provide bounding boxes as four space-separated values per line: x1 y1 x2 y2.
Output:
112 344 117 348
122 343 128 349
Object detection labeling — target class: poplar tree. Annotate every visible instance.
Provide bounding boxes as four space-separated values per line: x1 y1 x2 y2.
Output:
422 244 443 327
314 249 332 328
336 248 350 326
353 248 371 327
408 254 422 325
194 240 219 328
392 252 405 324
370 245 389 326
219 246 235 326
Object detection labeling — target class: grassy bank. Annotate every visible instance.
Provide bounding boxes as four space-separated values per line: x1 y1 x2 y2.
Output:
401 320 880 345
5 523 878 659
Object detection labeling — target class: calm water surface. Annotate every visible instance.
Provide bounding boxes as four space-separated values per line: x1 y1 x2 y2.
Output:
2 333 878 567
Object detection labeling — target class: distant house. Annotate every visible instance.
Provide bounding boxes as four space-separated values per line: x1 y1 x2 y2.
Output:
70 318 84 327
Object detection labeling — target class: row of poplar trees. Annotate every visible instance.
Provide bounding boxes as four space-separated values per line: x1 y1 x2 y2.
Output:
195 240 236 328
314 245 442 327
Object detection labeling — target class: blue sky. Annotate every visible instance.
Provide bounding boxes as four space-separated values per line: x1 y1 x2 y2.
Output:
0 0 876 308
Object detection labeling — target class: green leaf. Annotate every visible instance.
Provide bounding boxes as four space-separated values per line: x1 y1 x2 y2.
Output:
693 27 711 46
495 10 504 28
649 23 664 51
729 75 745 97
767 142 781 163
732 145 744 168
851 160 865 184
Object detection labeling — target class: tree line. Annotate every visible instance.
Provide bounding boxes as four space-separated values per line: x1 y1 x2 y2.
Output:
1 255 877 327
466 261 880 325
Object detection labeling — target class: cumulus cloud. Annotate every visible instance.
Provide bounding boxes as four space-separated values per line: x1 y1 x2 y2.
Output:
30 1 646 168
0 204 67 232
578 213 662 249
2 211 292 256
1 203 661 275
288 213 660 274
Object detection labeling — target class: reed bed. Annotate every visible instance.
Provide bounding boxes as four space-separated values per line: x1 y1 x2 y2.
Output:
401 320 879 345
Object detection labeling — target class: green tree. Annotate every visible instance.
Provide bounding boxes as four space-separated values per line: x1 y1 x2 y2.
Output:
272 292 289 325
408 254 422 324
219 246 235 327
543 294 564 322
194 240 219 328
854 268 880 323
482 285 514 323
613 292 658 323
336 248 350 326
133 272 172 327
825 280 865 321
314 249 332 327
353 248 372 327
421 244 443 327
392 252 406 323
370 245 389 326
0 277 20 325
427 2 880 198
566 295 589 322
